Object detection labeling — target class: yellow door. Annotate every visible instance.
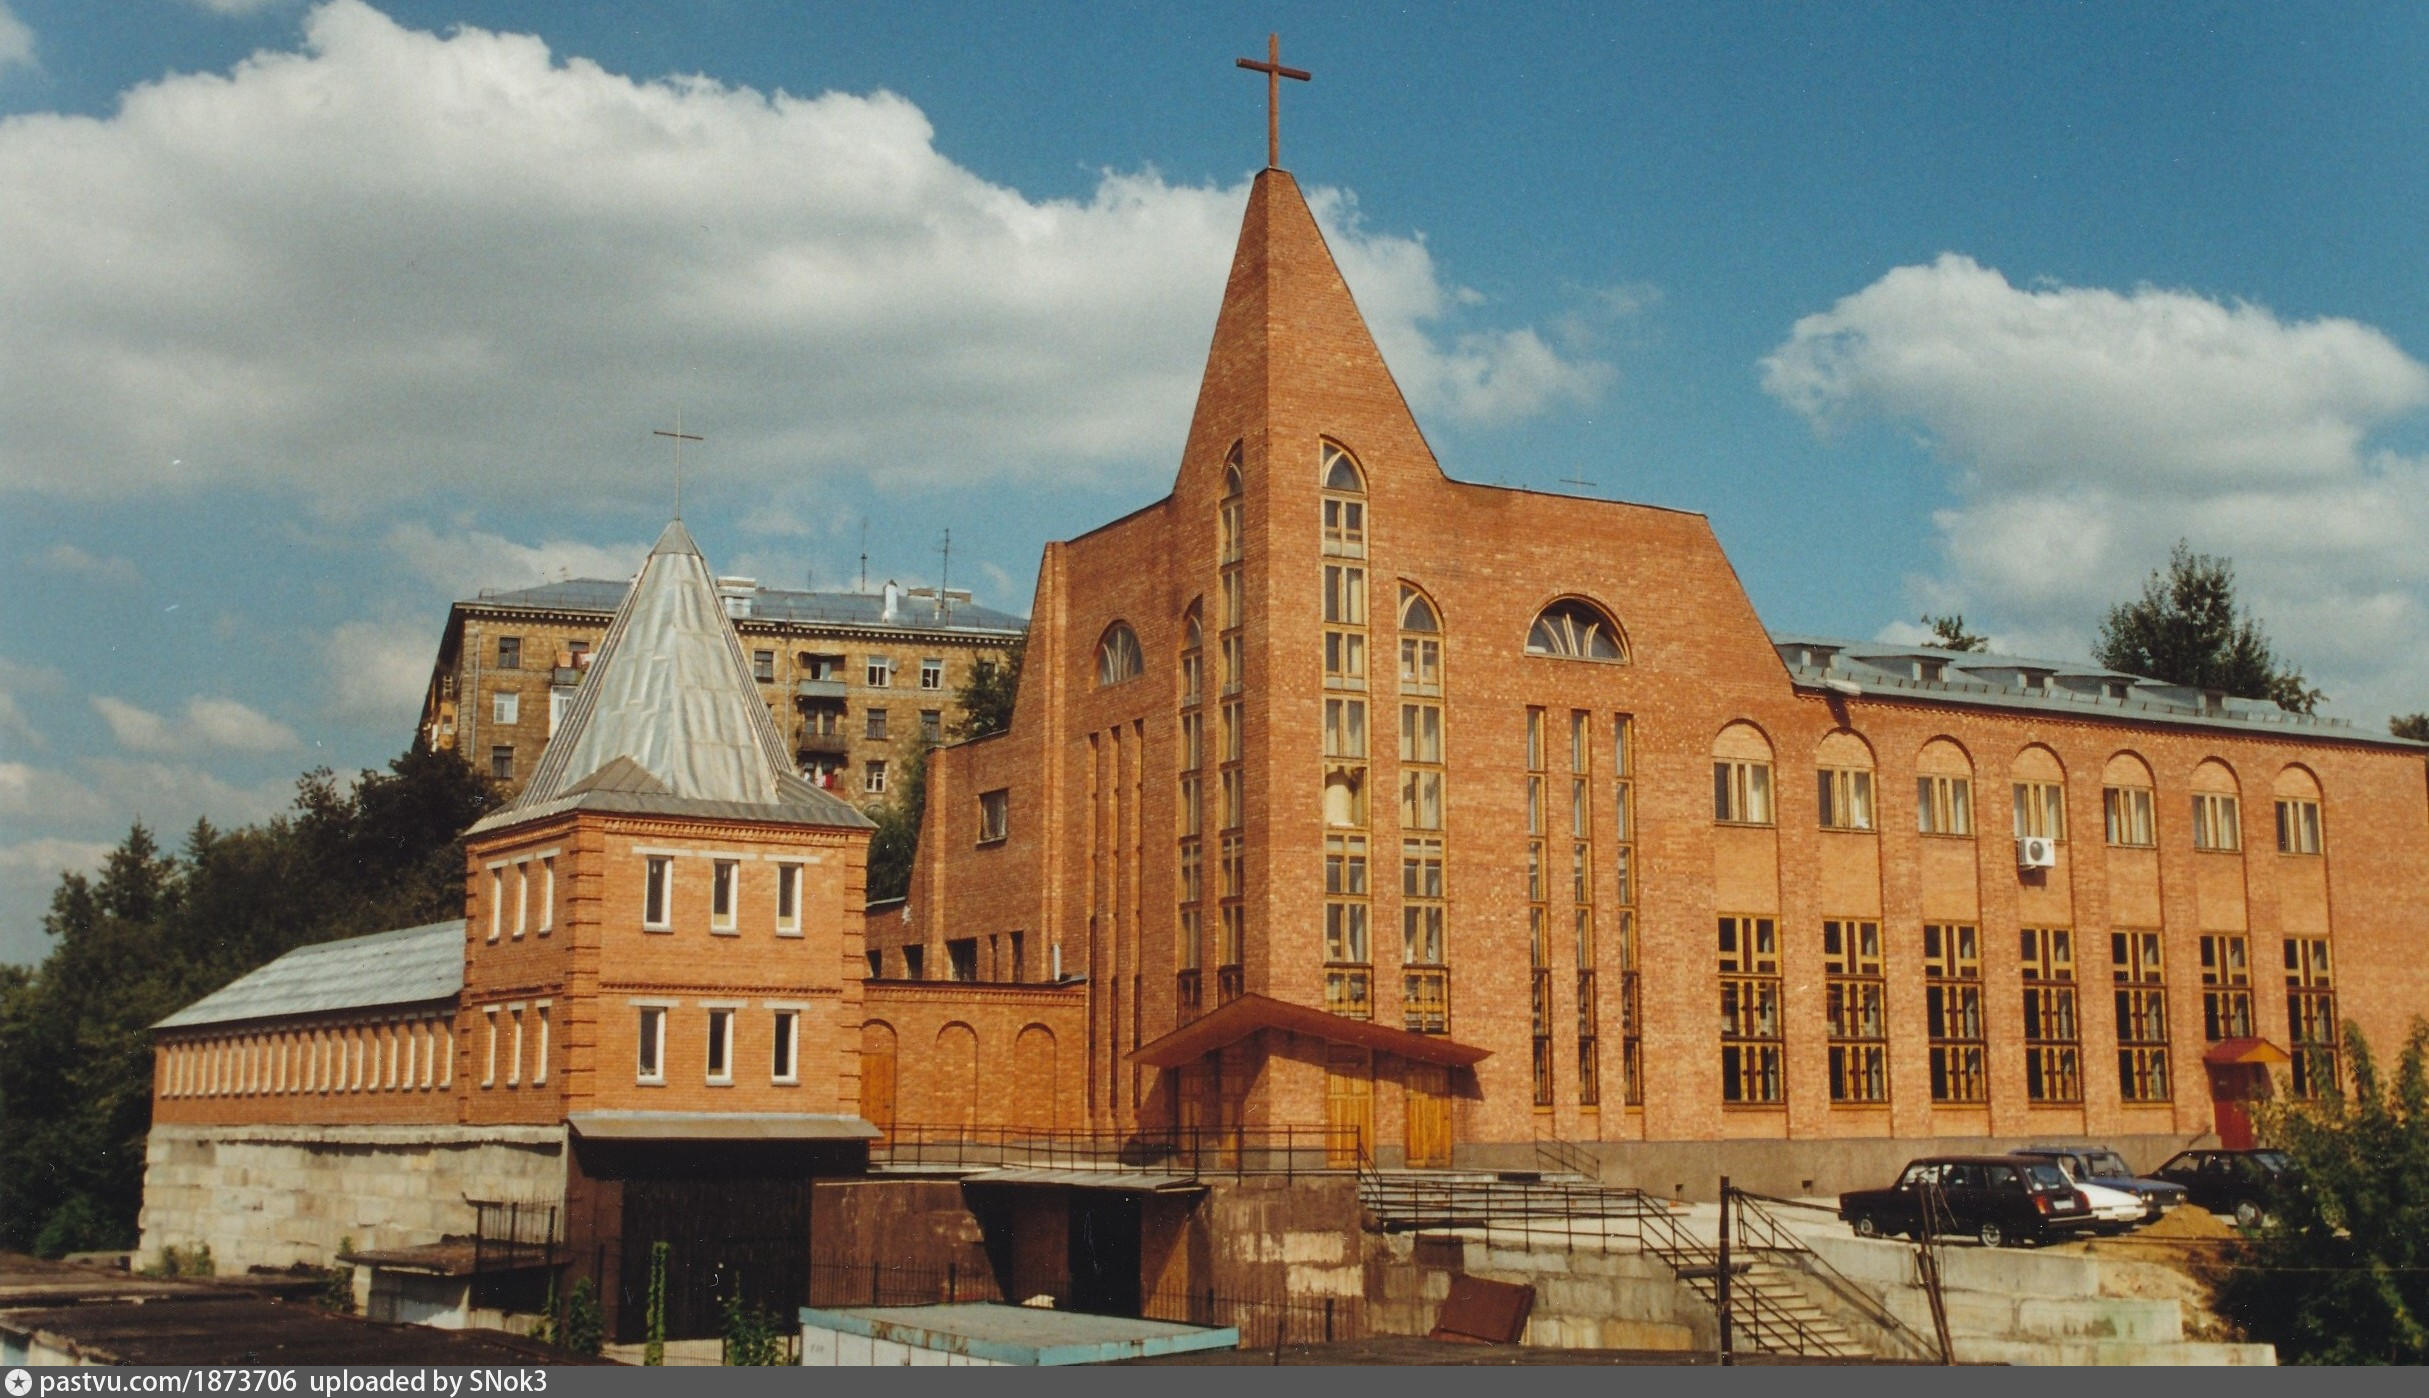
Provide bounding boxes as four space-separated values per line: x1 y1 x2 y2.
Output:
1325 1047 1373 1168
1405 1064 1452 1169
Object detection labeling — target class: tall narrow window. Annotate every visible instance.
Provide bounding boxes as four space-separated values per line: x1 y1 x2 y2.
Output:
482 1006 499 1088
2285 937 2338 1097
1526 709 1552 1106
1719 916 1783 1104
772 1010 800 1083
1825 919 1887 1103
2022 927 2081 1103
2113 931 2169 1102
1323 834 1371 1019
1178 605 1206 1015
1215 454 1246 1009
1613 715 1642 1107
1398 586 1448 1034
488 867 504 942
532 1003 550 1086
711 859 738 932
643 856 672 929
1571 712 1598 1107
775 863 802 934
1924 924 1986 1103
2275 797 2323 854
2200 934 2254 1040
513 861 529 938
538 856 555 934
1320 441 1366 557
507 1005 524 1086
637 1007 665 1083
705 1009 733 1084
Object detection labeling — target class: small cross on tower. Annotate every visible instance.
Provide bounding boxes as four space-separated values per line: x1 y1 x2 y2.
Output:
1236 33 1311 170
653 411 704 520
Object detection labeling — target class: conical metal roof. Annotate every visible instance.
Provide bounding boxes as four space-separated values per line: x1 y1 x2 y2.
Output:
471 520 871 835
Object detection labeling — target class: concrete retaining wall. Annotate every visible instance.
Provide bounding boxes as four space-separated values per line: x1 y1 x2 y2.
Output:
138 1123 568 1273
1361 1233 1712 1352
1461 1133 2209 1203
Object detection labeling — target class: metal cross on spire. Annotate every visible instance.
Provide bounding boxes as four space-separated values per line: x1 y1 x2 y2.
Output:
653 410 704 520
1235 33 1311 169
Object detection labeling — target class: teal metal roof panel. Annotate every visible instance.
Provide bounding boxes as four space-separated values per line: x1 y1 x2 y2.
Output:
796 1302 1239 1366
155 921 464 1030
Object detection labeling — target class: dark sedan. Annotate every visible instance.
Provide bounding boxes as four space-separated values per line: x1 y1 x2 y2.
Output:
2014 1144 2189 1220
2150 1149 2293 1229
1839 1155 2098 1247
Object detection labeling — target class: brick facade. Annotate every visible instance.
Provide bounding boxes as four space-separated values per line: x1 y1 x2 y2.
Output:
877 167 2429 1165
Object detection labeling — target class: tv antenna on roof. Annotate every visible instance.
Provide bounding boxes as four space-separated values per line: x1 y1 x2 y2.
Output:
858 521 869 594
1559 470 1597 494
936 528 952 621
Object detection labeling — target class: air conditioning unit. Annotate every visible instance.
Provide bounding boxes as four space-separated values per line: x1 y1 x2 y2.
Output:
2016 836 2058 869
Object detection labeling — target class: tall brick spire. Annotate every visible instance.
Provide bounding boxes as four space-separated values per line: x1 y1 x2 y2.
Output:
1176 167 1443 495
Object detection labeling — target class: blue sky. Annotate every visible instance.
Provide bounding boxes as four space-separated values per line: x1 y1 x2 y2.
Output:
6 1 2429 963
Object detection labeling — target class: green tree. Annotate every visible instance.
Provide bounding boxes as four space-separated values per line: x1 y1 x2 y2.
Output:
2214 1021 2429 1363
2392 713 2429 743
862 741 929 904
643 1242 670 1366
720 1286 784 1366
2094 542 2323 713
0 742 497 1254
562 1277 606 1357
952 640 1024 740
1919 614 1988 652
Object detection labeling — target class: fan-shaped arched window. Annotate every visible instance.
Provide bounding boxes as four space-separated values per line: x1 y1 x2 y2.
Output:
1097 623 1143 687
1526 598 1624 661
1400 588 1439 633
1223 442 1244 499
1321 440 1365 493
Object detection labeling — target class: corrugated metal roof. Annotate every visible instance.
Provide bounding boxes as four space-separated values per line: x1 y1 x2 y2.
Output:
959 1168 1206 1194
466 578 1027 635
475 521 874 835
155 921 463 1029
1771 632 2426 749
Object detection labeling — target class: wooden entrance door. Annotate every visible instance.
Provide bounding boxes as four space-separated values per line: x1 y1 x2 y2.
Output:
1404 1063 1453 1169
1325 1047 1372 1168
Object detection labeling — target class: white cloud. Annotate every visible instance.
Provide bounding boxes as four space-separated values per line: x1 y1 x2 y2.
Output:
38 542 143 587
0 689 40 752
0 3 32 74
324 617 433 725
181 0 298 15
0 1 1605 508
0 837 113 882
1766 254 2429 722
382 522 645 594
93 694 301 754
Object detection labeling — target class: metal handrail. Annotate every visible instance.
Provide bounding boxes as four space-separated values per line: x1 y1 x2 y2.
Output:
871 1123 1368 1179
1729 1191 1941 1362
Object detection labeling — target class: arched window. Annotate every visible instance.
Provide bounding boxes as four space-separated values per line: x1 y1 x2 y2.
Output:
1097 623 1143 686
1526 598 1624 661
1321 440 1365 492
1399 585 1441 696
1400 588 1438 632
1223 441 1244 498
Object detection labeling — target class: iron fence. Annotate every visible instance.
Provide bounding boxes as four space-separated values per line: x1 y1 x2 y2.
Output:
872 1123 1367 1179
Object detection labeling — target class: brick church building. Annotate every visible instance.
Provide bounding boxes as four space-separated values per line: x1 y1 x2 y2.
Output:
143 98 2429 1338
868 158 2429 1183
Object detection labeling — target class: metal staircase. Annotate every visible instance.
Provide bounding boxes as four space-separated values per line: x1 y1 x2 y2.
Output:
1358 1166 1928 1360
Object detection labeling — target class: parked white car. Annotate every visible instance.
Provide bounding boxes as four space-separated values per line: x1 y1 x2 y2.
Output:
2063 1174 2149 1230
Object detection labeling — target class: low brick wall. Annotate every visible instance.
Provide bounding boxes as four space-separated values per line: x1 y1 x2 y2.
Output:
137 1123 567 1273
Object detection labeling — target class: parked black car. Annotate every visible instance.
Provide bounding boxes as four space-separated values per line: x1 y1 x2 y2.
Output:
2150 1149 2293 1229
2014 1144 2189 1220
1838 1155 2098 1247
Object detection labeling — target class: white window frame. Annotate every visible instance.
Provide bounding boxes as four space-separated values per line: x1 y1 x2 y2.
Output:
865 655 893 687
635 1004 669 1084
532 1002 551 1086
774 863 803 935
769 1005 803 1084
711 859 739 933
920 657 945 690
865 760 889 795
493 690 519 725
704 1006 736 1085
643 856 673 930
487 864 505 942
481 1006 499 1088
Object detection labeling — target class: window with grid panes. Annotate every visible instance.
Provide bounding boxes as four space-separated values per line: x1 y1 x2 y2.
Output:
2200 934 2254 1040
1719 916 1783 1104
2104 786 2155 846
1324 834 1371 1016
2192 792 2241 851
2113 930 2170 1101
1177 612 1205 1011
1526 709 1552 1105
1825 919 1888 1103
1613 715 1641 1106
2022 928 2081 1103
2275 798 2322 855
1917 775 1973 835
2013 781 2065 840
1320 442 1366 557
1924 923 1986 1102
2285 937 2339 1097
1570 711 1598 1105
1817 768 1875 830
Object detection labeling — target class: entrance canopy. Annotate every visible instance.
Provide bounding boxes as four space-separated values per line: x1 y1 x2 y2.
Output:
1127 993 1490 1069
2202 1037 2291 1068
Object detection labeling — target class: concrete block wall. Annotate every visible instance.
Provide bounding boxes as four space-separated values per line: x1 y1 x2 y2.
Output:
137 1123 566 1273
